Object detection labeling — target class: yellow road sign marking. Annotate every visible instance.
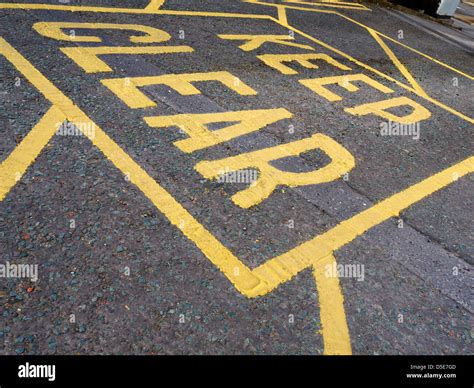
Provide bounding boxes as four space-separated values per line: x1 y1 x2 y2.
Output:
245 0 473 82
279 22 474 123
144 0 165 11
33 22 173 43
300 73 393 102
283 0 370 11
1 33 473 354
313 254 351 355
0 1 471 81
101 72 256 108
256 52 351 75
0 106 66 200
0 5 472 355
345 96 432 124
367 28 429 99
194 133 355 208
60 45 193 73
217 34 314 51
277 5 288 25
144 108 293 153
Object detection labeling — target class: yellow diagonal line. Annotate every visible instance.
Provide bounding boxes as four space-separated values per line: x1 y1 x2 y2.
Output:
330 10 474 81
246 1 474 82
144 0 165 11
368 28 429 98
320 0 362 4
0 35 353 355
253 155 474 292
313 254 351 355
0 2 272 19
1 11 473 355
0 2 471 79
279 21 474 122
277 5 288 25
283 0 370 11
0 106 66 200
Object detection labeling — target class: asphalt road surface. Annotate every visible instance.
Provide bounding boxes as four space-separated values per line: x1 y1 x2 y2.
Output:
0 0 472 355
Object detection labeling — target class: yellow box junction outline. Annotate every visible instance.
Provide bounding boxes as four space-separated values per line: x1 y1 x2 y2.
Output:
0 4 473 356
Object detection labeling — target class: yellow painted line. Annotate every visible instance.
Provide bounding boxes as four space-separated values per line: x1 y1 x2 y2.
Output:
245 0 368 11
283 0 370 11
0 106 66 200
0 7 472 353
313 254 351 355
1 36 473 354
321 0 364 4
248 0 474 81
0 6 471 355
0 0 471 80
293 3 474 81
370 28 474 81
144 0 165 11
367 28 429 98
276 20 474 123
0 2 471 354
60 45 193 73
0 3 152 14
0 36 260 291
331 10 474 81
277 5 288 25
318 0 366 5
0 1 469 80
0 2 272 19
253 155 474 289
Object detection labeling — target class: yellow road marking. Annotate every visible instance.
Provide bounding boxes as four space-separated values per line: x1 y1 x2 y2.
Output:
0 5 472 354
333 10 474 81
313 254 351 355
0 4 471 356
249 1 474 82
367 28 429 98
101 71 256 108
194 133 355 208
345 96 432 124
144 108 293 153
0 5 472 355
60 45 193 73
1 35 473 354
218 34 314 51
300 73 393 102
283 0 370 11
252 156 474 293
33 22 173 43
277 5 288 25
0 106 66 200
279 22 474 123
31 10 448 121
257 52 351 74
0 1 471 80
144 0 165 11
0 2 272 19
